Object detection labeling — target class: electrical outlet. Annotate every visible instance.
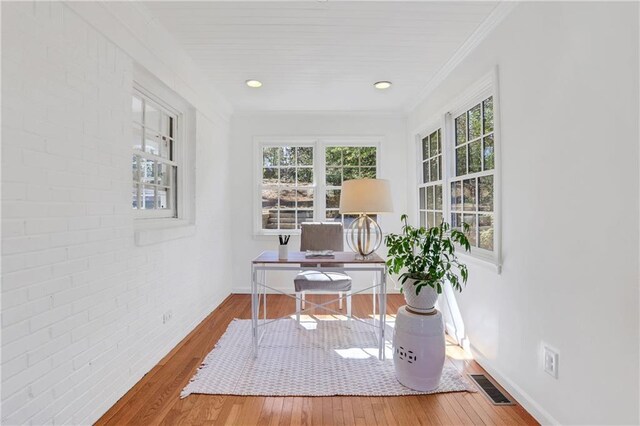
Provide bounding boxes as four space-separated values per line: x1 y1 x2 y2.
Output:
162 310 173 324
543 344 559 379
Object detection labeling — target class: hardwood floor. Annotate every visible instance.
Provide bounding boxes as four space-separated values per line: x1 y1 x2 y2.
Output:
96 294 539 425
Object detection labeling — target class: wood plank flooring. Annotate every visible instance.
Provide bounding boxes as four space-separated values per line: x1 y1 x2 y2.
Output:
96 294 539 425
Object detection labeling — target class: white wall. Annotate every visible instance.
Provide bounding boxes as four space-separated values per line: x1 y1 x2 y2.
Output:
1 2 233 424
230 112 407 294
407 2 639 424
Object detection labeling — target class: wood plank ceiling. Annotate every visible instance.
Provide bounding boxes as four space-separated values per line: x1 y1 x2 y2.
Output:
143 1 499 112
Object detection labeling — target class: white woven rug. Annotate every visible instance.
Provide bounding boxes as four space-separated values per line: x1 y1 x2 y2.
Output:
181 318 474 398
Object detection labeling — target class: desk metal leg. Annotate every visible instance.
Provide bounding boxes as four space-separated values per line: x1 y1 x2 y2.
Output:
251 265 258 358
377 269 382 359
380 267 387 360
372 278 377 332
252 262 386 360
262 269 267 326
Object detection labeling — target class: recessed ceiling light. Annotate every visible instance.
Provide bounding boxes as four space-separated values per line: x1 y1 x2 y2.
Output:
246 79 262 88
374 81 392 90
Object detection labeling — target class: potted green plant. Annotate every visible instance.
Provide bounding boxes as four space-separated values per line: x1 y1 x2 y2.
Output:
385 214 471 313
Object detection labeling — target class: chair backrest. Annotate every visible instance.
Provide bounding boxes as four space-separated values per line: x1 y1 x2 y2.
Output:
300 222 344 251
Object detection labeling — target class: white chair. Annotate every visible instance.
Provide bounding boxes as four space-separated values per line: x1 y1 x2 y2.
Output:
294 222 352 323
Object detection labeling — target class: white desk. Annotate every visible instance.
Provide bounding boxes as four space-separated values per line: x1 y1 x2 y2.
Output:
251 251 388 359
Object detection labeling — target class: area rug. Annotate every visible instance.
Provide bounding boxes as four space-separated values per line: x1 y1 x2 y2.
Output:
181 318 474 397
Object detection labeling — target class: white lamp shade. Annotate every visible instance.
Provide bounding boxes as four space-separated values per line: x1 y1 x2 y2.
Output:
339 179 393 214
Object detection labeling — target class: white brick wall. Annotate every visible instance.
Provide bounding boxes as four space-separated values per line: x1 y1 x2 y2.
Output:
1 2 234 425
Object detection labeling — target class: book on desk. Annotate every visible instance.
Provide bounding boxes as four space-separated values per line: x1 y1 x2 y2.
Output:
304 250 335 258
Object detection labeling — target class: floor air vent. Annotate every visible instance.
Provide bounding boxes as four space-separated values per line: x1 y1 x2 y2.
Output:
469 374 514 405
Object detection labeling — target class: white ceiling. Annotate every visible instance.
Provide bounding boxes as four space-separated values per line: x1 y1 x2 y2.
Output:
143 1 499 112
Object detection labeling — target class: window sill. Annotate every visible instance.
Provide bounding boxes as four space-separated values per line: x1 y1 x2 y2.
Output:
253 229 392 239
255 229 301 236
457 250 502 274
134 219 195 246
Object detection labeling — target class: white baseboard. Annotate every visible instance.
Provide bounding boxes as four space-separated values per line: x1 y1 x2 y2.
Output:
86 290 232 425
470 344 560 425
444 321 459 343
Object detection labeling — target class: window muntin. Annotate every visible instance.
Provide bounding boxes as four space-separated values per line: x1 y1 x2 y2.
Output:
261 146 314 230
325 146 377 227
415 92 496 256
450 96 495 251
454 97 494 177
421 129 442 184
132 92 178 217
256 142 378 233
418 130 443 228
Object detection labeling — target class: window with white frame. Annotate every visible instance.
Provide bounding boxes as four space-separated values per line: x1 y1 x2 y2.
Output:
325 146 377 227
418 129 443 228
450 96 495 251
131 90 179 218
416 91 497 257
257 141 378 233
261 146 314 230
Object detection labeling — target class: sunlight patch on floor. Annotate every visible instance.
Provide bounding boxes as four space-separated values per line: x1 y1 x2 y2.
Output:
313 314 349 321
334 345 394 359
288 313 472 359
288 314 351 329
334 347 377 359
365 314 396 328
446 344 474 360
289 314 318 329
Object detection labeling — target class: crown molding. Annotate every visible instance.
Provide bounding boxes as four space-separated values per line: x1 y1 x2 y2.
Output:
404 1 519 113
233 109 407 118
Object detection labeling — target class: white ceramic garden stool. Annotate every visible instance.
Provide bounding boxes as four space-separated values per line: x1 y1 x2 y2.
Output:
392 305 445 391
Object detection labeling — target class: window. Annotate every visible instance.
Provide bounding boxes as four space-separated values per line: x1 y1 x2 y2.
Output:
416 87 498 261
418 129 443 228
325 146 377 227
450 96 495 251
261 146 314 230
257 140 378 233
131 90 179 218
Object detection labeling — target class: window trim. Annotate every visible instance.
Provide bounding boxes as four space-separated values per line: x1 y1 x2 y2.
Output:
257 138 317 233
132 64 196 228
415 120 446 231
132 87 180 219
321 141 381 227
413 69 502 271
253 136 382 236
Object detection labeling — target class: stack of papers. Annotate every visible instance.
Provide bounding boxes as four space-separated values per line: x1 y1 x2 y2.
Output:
305 250 335 258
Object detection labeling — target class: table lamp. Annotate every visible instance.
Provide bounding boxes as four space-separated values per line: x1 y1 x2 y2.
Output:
339 178 393 258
